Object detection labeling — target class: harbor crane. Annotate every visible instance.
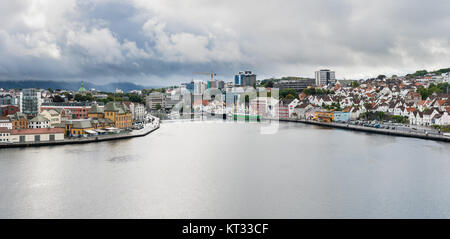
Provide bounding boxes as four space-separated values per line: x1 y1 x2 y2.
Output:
192 72 217 81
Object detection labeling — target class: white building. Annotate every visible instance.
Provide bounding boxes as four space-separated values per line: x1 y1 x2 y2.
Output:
133 103 146 122
0 117 12 129
40 109 61 128
29 115 50 129
9 128 65 143
0 127 10 143
315 69 336 86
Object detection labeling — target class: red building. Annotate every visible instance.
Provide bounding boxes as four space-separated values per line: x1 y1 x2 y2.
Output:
40 102 102 119
0 105 20 116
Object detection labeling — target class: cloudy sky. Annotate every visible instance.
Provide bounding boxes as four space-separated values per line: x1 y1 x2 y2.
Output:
1 0 450 86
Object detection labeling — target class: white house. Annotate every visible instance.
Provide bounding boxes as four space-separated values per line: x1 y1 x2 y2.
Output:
439 112 450 125
422 109 439 126
288 98 300 118
29 115 50 129
0 116 12 129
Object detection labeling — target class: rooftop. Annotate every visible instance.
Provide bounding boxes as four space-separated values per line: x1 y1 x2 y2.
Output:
11 128 64 135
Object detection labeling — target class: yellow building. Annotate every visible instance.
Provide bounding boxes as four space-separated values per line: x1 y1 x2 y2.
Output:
103 102 132 129
64 120 95 136
87 104 104 119
314 111 335 122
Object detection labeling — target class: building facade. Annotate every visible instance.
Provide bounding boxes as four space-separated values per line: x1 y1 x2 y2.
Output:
104 102 132 129
8 112 28 129
315 69 336 86
235 71 257 87
0 127 10 143
40 102 103 119
274 79 316 92
20 89 42 115
29 115 50 129
40 109 61 128
146 92 166 110
0 117 12 129
9 128 65 143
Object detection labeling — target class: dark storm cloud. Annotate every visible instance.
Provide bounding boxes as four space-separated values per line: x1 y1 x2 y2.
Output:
1 0 450 85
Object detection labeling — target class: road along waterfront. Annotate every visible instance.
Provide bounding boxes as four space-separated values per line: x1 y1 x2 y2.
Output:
1 120 450 218
275 118 450 143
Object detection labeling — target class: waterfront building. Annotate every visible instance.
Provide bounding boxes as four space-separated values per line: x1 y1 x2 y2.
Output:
250 97 269 116
275 99 293 119
9 128 64 143
87 104 104 118
314 111 334 122
104 102 132 129
123 102 146 122
20 89 42 115
64 119 95 136
0 116 12 129
0 127 10 143
273 79 316 92
134 103 146 122
315 69 336 86
8 112 28 129
146 92 166 110
29 115 50 129
40 109 61 128
333 111 351 122
292 103 313 119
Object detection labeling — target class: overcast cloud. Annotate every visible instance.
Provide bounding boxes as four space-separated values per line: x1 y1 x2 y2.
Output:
1 0 450 86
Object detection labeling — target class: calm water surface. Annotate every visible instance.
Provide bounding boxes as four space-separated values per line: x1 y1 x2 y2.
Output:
1 121 450 218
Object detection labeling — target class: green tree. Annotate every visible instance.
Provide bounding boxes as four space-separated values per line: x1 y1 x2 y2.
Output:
377 75 387 80
280 88 298 99
350 81 360 88
377 111 385 122
285 94 295 100
155 103 162 110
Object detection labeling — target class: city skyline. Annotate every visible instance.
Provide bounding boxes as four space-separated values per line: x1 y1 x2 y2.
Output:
1 0 450 85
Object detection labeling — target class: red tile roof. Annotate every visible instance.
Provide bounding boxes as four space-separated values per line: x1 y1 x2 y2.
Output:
11 128 64 135
0 127 10 133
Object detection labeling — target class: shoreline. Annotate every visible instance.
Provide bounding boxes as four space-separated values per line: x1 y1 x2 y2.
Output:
276 118 450 143
0 123 160 149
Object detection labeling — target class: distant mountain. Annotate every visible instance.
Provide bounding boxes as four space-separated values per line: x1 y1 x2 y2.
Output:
0 80 159 92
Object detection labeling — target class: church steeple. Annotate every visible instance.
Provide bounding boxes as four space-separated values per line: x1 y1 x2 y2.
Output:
78 81 87 92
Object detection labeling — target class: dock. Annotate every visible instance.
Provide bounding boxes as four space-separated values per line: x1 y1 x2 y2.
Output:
0 123 160 149
276 118 450 143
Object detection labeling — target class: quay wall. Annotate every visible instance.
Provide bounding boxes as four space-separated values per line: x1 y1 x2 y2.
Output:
276 118 450 143
0 125 160 149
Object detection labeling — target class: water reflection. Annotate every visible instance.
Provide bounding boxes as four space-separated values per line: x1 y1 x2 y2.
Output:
1 121 450 218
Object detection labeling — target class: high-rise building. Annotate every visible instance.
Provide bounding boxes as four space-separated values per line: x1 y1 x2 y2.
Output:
235 71 257 87
207 80 225 89
20 89 42 115
315 69 336 86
